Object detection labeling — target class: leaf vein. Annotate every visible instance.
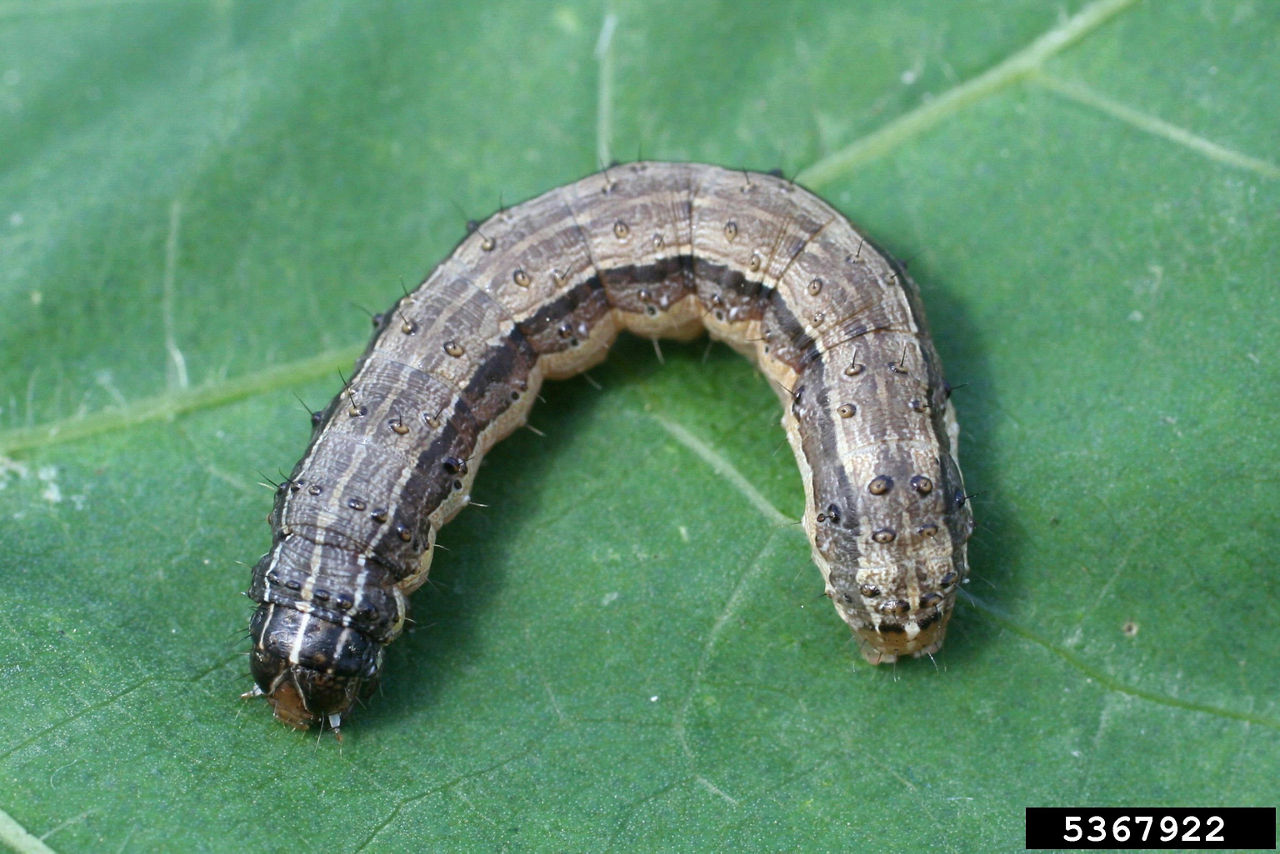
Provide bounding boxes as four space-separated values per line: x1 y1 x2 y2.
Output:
966 593 1280 731
1034 72 1280 179
796 0 1143 188
649 412 793 528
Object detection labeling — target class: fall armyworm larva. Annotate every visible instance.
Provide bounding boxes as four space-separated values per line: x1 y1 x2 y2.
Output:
244 162 973 732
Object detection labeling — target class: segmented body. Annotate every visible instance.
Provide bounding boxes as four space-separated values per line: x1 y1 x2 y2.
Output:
246 161 973 730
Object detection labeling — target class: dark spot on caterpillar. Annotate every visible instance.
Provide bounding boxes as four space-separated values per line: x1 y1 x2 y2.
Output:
877 599 910 616
790 384 805 420
910 475 933 494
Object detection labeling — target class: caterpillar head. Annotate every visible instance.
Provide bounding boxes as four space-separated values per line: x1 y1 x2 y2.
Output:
824 544 970 665
246 603 382 732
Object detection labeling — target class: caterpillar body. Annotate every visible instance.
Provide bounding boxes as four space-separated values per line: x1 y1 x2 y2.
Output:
245 161 973 732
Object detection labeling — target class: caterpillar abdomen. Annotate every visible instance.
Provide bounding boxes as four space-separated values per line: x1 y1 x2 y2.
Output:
245 162 973 732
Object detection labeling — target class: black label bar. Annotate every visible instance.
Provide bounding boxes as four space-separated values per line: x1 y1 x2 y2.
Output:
1025 807 1276 849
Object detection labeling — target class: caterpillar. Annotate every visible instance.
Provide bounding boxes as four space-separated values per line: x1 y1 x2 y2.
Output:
244 161 974 733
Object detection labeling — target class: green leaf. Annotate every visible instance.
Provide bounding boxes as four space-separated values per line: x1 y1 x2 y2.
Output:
2 1 1276 850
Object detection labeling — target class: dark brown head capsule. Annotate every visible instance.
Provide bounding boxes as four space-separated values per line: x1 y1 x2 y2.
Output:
247 603 382 731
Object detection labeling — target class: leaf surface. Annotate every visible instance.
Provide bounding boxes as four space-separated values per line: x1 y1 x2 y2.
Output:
1 1 1276 850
